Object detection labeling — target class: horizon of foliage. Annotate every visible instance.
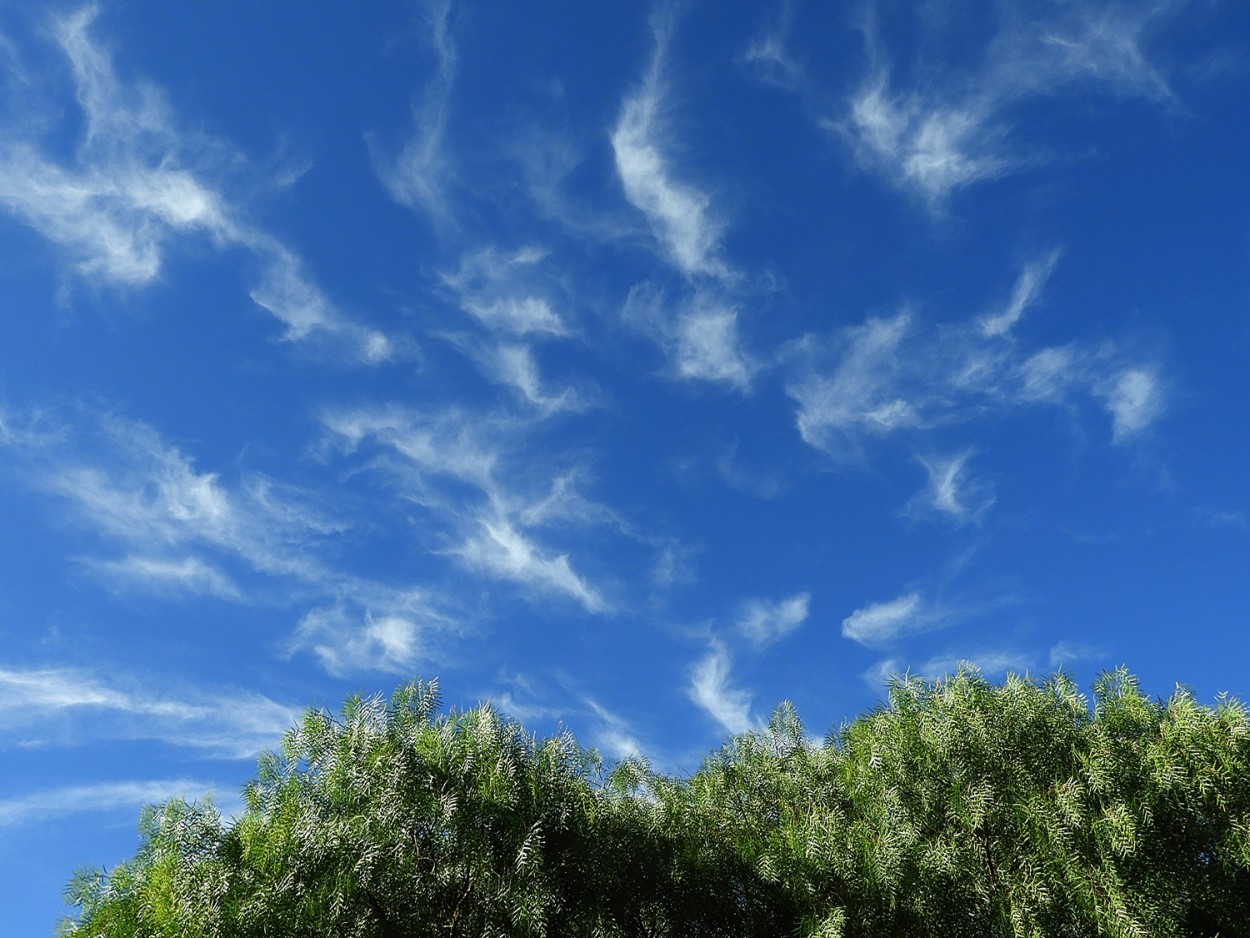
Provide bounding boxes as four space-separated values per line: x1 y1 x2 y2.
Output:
61 668 1250 937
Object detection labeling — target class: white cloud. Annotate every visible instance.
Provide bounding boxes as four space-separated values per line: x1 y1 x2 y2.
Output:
844 81 1006 205
623 283 757 390
370 0 458 221
688 641 755 735
583 697 644 761
292 596 448 677
788 312 919 455
841 592 924 646
485 344 587 414
83 554 242 599
0 779 224 828
1098 366 1163 442
321 404 619 614
455 516 607 613
0 666 299 759
1049 640 1104 669
440 246 571 337
836 2 1184 204
917 650 1035 680
743 0 802 90
911 451 994 524
980 250 1062 337
674 304 756 390
736 592 810 647
861 650 1036 689
611 14 726 278
0 6 393 364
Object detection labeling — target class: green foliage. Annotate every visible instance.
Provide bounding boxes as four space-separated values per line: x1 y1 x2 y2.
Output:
62 670 1250 937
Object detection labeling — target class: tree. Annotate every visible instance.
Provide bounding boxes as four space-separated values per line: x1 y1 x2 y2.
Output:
62 669 1250 937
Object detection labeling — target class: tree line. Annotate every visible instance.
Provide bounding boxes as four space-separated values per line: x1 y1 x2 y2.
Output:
61 668 1250 937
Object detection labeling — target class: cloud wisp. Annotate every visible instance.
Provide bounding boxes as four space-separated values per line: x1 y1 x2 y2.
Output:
0 779 229 829
0 6 394 363
688 640 756 736
736 592 810 647
370 0 458 224
835 2 1185 205
611 12 727 280
0 407 459 676
320 405 622 614
786 253 1165 464
0 665 298 759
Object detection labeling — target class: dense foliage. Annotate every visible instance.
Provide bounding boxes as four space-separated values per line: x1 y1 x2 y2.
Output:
62 669 1250 937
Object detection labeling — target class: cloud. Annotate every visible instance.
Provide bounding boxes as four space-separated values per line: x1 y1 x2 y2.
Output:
0 779 225 828
688 641 755 735
673 304 756 389
454 516 607 613
0 665 298 759
370 0 458 222
736 592 810 647
910 451 994 524
835 2 1185 204
743 0 803 90
1048 640 1104 669
83 554 242 600
0 408 470 677
843 81 1007 205
292 595 451 677
0 6 393 364
623 284 757 391
980 250 1062 337
611 13 726 278
841 592 925 646
583 697 644 760
788 312 920 455
862 648 1037 688
1098 366 1163 442
321 405 620 615
440 246 571 337
484 344 588 414
786 281 1165 458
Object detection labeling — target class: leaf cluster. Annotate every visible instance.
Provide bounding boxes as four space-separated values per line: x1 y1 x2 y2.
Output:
61 669 1250 937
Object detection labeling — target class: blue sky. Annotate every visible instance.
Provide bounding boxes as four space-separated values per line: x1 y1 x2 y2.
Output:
2 0 1249 929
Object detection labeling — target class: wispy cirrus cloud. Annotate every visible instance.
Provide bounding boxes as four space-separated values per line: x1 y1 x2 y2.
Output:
320 405 623 614
980 249 1062 338
735 592 810 647
0 665 298 759
835 2 1185 205
0 779 228 828
841 591 928 646
622 283 758 391
688 640 756 735
743 0 803 91
786 253 1165 463
369 0 458 223
908 451 994 525
0 406 459 675
611 11 726 279
0 6 394 363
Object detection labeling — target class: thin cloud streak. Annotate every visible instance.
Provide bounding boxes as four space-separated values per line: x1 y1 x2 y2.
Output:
370 0 458 223
736 592 810 647
611 12 726 279
842 592 925 646
0 779 225 828
0 665 299 759
0 6 394 364
835 2 1185 204
980 250 1062 338
688 641 756 735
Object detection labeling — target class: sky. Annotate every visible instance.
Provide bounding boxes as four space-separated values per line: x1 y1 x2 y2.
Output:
1 0 1249 930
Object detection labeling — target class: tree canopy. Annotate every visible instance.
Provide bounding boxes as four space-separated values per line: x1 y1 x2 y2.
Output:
61 668 1250 937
